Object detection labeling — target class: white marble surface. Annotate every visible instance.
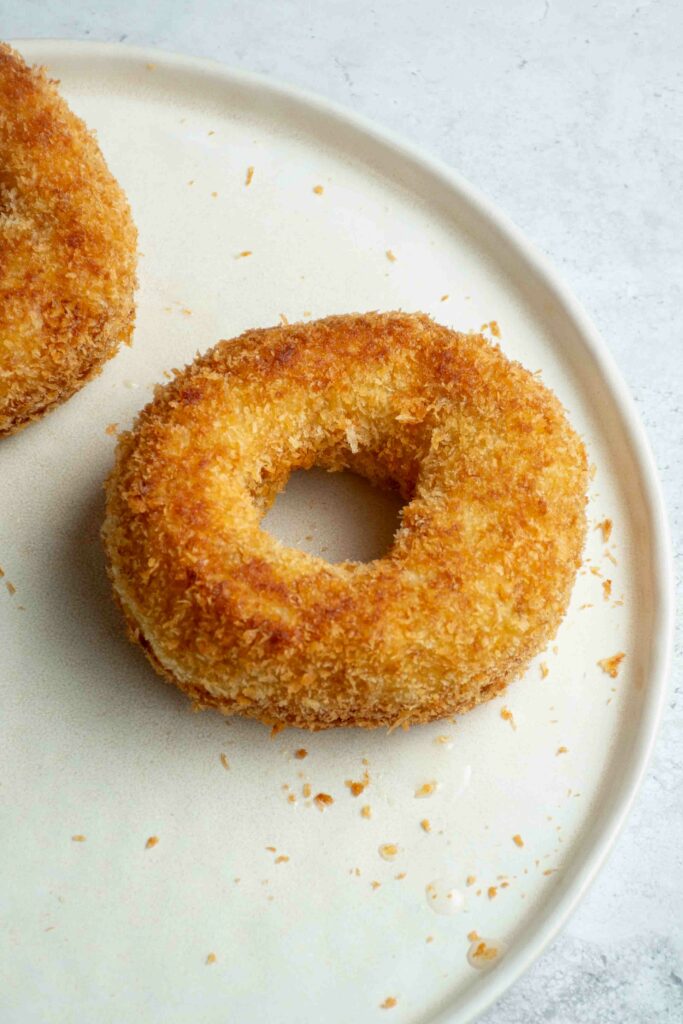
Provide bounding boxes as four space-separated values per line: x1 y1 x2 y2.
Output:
3 0 682 1020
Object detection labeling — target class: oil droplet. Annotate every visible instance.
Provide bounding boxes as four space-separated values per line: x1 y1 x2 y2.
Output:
467 937 507 970
425 878 464 915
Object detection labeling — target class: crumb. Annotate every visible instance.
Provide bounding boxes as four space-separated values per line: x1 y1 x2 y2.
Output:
466 875 476 887
512 834 524 848
385 249 396 262
279 313 289 325
219 753 229 770
303 783 312 798
245 166 254 186
270 723 286 737
420 818 431 833
345 772 369 797
590 566 603 577
598 653 625 678
312 184 324 195
146 62 156 71
371 880 382 890
187 179 194 186
589 463 597 480
556 746 568 755
415 781 437 798
489 320 501 337
361 805 372 819
314 792 333 809
294 748 308 759
487 886 497 900
380 997 397 1009
500 707 516 730
0 565 4 577
181 308 192 316
579 603 594 610
6 581 16 596
145 836 159 849
236 250 252 258
275 855 289 864
435 734 452 745
303 310 311 317
71 834 86 842
265 846 276 852
543 868 557 876
596 518 613 542
603 579 612 600
211 191 218 198
287 793 296 804
540 663 549 679
378 843 399 861
206 952 217 964
105 422 118 435
440 294 449 301
426 935 434 943
395 872 406 880
470 939 500 964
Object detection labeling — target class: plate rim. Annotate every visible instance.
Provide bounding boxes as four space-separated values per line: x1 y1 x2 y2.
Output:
10 37 675 1024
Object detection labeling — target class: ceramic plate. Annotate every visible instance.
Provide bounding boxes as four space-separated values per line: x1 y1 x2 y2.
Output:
0 41 673 1024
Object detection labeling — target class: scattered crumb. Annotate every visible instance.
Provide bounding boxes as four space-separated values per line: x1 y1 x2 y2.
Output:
420 818 431 833
294 748 308 760
543 868 557 876
287 793 296 804
380 997 397 1010
275 855 289 864
361 805 372 819
395 872 406 880
265 846 276 852
211 191 218 198
314 792 334 810
312 184 324 195
236 250 252 258
219 753 230 770
489 320 501 338
378 843 399 861
385 249 397 262
487 886 498 900
245 165 254 186
145 836 159 849
596 518 613 543
466 875 476 887
500 707 516 730
146 62 156 71
345 772 369 797
589 463 598 480
556 746 568 756
540 663 549 679
303 783 312 798
0 565 4 577
512 834 524 848
71 834 86 842
440 294 449 301
415 781 437 799
187 179 194 186
6 581 16 596
469 939 501 966
602 579 612 600
598 653 625 678
105 422 118 435
270 723 286 738
181 308 192 316
279 313 289 325
371 880 382 890
579 603 594 610
303 310 311 317
426 935 434 943
467 930 480 943
206 952 217 965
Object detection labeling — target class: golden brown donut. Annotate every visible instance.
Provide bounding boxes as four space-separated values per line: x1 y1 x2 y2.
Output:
0 43 137 437
103 312 587 730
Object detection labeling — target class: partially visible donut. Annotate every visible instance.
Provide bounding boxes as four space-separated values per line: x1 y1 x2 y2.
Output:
0 43 137 437
103 312 587 730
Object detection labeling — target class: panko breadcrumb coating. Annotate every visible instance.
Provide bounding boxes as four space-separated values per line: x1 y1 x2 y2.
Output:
0 43 137 436
103 312 587 730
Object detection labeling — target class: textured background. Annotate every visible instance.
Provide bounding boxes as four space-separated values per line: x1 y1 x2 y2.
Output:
3 1 682 1020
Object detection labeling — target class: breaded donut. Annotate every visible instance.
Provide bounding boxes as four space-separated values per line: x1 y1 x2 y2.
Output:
0 43 137 437
103 312 587 730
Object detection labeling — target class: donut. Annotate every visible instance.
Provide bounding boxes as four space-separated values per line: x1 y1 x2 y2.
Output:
0 43 137 437
103 312 587 730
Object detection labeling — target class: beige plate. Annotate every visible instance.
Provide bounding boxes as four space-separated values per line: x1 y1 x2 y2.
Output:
0 40 673 1024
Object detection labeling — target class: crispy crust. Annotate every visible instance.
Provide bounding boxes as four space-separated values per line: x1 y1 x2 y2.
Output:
103 312 588 730
0 43 137 436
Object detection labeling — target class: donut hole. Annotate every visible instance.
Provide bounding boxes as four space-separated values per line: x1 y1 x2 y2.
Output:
260 465 405 564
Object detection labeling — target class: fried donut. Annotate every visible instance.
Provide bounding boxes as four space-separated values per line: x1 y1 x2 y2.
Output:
103 312 587 730
0 43 137 437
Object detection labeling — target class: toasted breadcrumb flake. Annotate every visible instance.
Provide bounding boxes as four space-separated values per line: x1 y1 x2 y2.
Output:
294 748 308 759
6 581 16 596
603 579 612 600
105 422 118 435
236 250 252 259
415 781 437 798
302 783 312 798
219 752 230 770
500 707 516 730
420 818 431 833
371 880 382 890
512 834 524 847
598 653 625 678
145 835 159 849
245 165 254 186
71 834 86 842
312 184 324 195
596 518 613 542
470 940 500 963
275 855 289 864
385 249 397 262
468 930 480 942
466 875 476 887
206 952 217 964
314 792 333 809
556 746 568 756
440 294 449 301
379 843 399 861
487 886 498 899
361 805 372 819
540 662 549 679
380 997 397 1009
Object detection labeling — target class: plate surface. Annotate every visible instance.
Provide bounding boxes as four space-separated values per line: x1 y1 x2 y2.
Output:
0 41 672 1024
